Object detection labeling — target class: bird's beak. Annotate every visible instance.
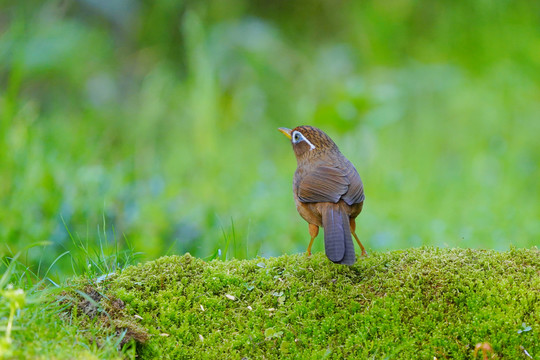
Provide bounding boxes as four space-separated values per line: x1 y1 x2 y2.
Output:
278 127 292 140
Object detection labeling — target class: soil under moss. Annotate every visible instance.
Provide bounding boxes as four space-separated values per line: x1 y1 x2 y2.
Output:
73 247 539 359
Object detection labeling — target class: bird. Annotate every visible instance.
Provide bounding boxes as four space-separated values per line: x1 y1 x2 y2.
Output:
278 125 367 265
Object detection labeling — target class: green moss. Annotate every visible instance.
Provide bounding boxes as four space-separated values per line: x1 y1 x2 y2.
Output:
75 247 540 359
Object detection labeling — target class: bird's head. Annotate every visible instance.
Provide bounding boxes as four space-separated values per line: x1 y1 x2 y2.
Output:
278 125 338 162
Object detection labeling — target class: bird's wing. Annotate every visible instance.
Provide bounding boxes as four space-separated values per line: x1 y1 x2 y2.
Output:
296 163 364 205
341 163 365 205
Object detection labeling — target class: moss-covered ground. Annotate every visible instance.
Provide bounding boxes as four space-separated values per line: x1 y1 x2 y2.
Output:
63 247 540 359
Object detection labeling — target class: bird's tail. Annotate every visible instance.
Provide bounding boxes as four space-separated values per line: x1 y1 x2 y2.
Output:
321 204 356 265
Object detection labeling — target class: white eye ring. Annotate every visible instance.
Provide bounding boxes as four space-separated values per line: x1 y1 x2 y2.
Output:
291 130 315 150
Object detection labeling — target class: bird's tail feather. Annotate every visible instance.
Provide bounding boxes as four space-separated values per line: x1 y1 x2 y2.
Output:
321 205 356 265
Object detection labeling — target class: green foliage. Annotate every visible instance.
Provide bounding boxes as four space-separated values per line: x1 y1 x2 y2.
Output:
1 0 539 278
66 248 539 359
0 253 25 359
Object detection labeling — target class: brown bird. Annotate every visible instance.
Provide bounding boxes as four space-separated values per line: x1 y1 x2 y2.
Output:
279 125 367 265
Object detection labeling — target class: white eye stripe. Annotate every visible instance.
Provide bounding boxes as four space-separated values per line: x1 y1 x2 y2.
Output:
291 130 315 150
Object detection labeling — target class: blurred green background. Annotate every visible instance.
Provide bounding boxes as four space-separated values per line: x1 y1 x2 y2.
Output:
1 0 539 279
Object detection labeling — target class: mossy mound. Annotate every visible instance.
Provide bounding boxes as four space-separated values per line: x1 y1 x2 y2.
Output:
88 248 539 359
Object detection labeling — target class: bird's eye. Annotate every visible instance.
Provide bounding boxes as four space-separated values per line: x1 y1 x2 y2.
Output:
291 130 316 150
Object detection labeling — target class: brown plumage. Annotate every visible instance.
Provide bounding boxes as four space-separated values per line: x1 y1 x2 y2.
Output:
279 125 367 265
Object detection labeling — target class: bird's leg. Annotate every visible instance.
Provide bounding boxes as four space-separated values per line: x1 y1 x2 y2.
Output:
307 223 319 256
349 218 367 256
